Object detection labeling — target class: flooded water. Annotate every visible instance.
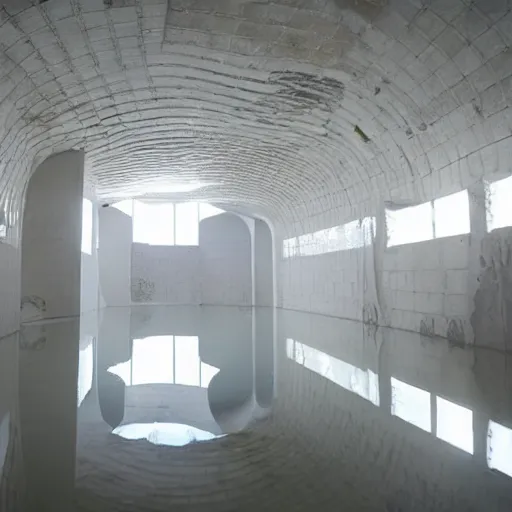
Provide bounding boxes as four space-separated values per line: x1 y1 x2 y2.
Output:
1 305 512 510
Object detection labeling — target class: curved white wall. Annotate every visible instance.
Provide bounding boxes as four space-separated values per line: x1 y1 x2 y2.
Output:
200 213 252 306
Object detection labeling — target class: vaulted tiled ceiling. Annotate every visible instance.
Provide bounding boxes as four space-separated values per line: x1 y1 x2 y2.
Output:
0 0 511 222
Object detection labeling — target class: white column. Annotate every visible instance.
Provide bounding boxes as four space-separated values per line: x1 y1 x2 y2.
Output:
21 150 84 322
98 206 132 307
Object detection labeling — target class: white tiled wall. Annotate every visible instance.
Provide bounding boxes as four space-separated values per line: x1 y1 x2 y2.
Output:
131 244 201 305
382 236 471 337
278 195 477 343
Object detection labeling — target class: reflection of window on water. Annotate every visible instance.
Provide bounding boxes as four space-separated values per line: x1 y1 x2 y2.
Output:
487 175 512 232
283 216 376 258
112 422 224 446
0 412 10 474
108 336 219 388
487 420 512 478
77 337 94 407
287 339 379 405
131 201 224 246
436 396 473 454
81 198 93 255
391 377 431 432
386 190 470 247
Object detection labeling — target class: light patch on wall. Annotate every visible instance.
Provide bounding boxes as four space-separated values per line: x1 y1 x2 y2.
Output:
108 335 219 388
113 423 223 447
112 200 133 217
387 190 469 247
486 175 512 232
81 198 93 255
0 412 9 475
283 216 375 258
77 336 94 407
436 396 473 454
391 377 431 432
487 420 512 478
287 338 379 405
199 203 224 221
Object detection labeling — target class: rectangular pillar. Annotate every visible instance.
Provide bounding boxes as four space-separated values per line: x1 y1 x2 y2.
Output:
98 205 133 307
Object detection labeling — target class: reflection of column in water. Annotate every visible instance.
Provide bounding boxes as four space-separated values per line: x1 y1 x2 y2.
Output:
0 333 26 512
97 308 131 429
201 307 255 433
19 320 79 512
255 307 274 409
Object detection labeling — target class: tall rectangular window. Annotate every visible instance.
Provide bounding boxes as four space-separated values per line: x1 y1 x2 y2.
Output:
175 202 199 245
131 336 174 385
387 202 434 247
433 190 470 239
487 175 512 232
133 201 174 245
174 336 200 386
81 198 93 255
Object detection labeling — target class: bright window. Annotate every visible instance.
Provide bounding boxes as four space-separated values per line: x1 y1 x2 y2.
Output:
175 202 199 246
436 396 473 454
133 201 175 246
487 420 512 478
387 202 434 247
132 201 224 246
391 377 431 432
487 175 512 232
387 190 470 247
132 336 174 385
81 198 93 255
434 190 470 238
174 336 200 386
283 216 375 258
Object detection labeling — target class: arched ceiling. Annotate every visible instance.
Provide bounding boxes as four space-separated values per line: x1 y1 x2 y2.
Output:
0 0 511 223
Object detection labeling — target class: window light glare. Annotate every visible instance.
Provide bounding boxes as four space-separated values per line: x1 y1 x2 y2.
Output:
283 216 375 258
487 175 512 232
